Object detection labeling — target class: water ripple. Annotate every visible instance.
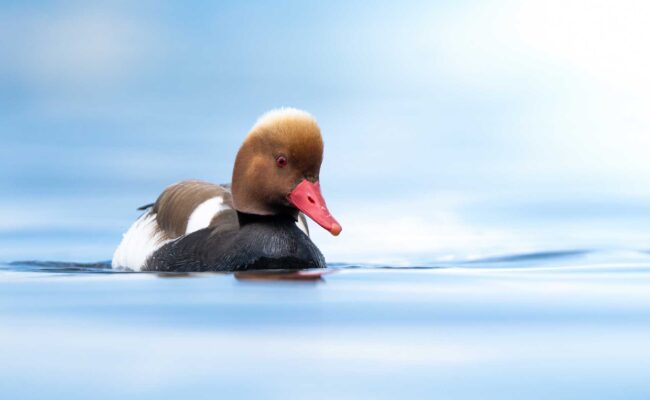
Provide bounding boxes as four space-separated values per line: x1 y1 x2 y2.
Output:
4 249 650 274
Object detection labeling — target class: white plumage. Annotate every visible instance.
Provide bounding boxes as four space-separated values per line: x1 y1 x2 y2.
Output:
186 196 230 234
111 212 171 271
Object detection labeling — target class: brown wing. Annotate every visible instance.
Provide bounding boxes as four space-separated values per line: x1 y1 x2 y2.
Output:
152 180 236 239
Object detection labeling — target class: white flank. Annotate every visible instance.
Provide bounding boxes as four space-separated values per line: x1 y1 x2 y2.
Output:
111 212 171 271
186 196 230 234
296 214 309 236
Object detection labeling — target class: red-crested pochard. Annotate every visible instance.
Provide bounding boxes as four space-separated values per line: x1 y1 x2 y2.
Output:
112 108 341 271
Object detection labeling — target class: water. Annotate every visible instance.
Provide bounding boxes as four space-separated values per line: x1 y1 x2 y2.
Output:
2 250 650 399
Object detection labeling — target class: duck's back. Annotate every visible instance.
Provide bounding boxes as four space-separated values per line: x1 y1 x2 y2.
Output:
152 180 237 237
111 181 236 271
111 180 309 271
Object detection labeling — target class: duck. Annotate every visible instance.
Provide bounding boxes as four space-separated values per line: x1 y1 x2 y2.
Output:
111 108 341 272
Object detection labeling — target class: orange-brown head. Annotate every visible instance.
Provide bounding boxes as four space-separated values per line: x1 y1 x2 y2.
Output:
231 108 341 236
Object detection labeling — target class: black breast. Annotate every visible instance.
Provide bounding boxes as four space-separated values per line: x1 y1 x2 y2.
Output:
144 213 326 272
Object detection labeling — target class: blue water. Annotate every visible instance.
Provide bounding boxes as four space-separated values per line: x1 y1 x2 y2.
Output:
2 250 650 399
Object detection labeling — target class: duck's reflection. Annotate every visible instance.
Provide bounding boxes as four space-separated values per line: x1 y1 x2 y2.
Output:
154 268 333 282
234 268 332 282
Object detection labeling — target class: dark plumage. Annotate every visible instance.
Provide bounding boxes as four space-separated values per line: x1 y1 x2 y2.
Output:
144 213 325 272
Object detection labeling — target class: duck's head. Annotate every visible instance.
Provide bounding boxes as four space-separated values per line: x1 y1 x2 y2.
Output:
231 108 342 236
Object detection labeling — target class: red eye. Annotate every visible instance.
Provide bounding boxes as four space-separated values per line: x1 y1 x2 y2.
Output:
276 155 288 168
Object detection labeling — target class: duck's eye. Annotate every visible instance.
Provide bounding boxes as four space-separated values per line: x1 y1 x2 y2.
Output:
276 155 288 168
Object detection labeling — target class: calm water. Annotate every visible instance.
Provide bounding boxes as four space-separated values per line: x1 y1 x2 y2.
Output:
2 250 650 399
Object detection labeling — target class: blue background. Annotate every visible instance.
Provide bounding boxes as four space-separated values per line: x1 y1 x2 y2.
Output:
3 4 650 400
1 0 649 262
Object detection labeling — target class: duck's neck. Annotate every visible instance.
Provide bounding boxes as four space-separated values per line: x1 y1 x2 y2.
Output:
236 211 297 227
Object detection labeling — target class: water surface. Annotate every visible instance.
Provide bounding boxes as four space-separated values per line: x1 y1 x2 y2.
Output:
2 250 650 399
